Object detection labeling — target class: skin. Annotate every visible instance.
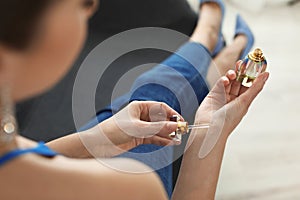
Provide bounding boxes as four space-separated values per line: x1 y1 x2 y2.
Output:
0 0 269 199
49 101 182 158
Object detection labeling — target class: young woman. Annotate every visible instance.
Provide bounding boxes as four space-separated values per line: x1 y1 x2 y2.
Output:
0 0 268 199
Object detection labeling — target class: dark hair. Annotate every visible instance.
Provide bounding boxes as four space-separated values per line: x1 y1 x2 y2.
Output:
0 1 52 50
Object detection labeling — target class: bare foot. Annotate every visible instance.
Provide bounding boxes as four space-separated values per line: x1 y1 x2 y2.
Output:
206 34 248 88
214 34 248 75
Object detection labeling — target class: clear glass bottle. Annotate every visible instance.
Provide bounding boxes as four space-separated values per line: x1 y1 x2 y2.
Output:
169 115 187 142
236 48 267 87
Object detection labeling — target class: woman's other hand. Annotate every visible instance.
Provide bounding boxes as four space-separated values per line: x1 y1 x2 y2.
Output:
196 62 269 135
193 62 269 158
98 101 185 149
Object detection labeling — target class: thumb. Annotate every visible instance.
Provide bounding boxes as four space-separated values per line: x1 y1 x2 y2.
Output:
140 121 179 138
240 72 269 108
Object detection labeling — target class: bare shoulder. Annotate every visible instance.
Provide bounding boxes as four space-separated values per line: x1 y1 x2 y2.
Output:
0 153 167 200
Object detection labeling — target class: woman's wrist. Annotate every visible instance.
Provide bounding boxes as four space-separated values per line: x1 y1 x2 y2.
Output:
186 125 229 161
98 118 133 146
189 123 230 143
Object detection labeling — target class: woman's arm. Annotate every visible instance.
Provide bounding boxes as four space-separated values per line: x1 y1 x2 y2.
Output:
47 133 91 158
48 101 181 158
172 128 227 199
47 124 145 158
1 136 168 199
172 70 269 199
0 150 168 200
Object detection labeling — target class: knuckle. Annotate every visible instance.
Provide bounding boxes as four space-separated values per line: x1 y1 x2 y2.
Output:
160 102 168 108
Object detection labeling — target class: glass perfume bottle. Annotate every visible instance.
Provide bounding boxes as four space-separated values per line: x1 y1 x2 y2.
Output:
169 115 187 142
236 48 267 87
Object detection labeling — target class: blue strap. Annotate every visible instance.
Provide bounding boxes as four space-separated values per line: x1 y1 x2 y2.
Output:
0 142 58 167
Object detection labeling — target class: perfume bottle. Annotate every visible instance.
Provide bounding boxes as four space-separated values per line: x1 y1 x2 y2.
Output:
236 48 267 87
169 115 187 142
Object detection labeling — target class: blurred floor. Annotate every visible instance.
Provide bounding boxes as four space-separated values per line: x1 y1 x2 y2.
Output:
188 0 300 199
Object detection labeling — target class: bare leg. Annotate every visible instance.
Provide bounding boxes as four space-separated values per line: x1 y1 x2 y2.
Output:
206 34 248 88
190 3 222 53
214 35 248 75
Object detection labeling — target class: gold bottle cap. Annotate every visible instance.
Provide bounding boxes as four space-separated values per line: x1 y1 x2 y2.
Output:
177 121 188 133
248 48 266 63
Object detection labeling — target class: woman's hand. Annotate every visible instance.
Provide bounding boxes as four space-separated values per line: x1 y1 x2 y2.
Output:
193 62 269 158
74 101 184 158
99 101 184 149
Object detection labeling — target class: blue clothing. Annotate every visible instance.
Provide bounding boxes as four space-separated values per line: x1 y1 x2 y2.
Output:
0 142 58 167
81 42 211 197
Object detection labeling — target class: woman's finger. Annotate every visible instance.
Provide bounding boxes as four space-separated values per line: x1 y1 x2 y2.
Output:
157 102 182 120
138 121 178 138
210 75 229 96
235 60 243 72
144 136 177 146
225 70 237 81
139 101 183 122
239 72 269 108
229 80 241 98
224 70 236 96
